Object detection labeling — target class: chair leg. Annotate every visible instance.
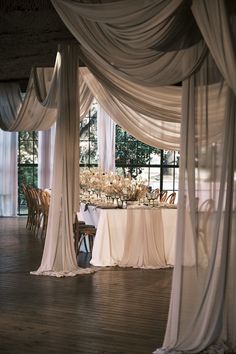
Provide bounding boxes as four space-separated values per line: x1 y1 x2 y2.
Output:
88 235 95 253
83 236 88 253
77 234 87 256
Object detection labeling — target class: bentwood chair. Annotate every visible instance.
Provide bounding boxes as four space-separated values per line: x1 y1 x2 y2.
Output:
166 192 176 205
23 185 42 235
73 217 96 257
22 184 33 229
160 190 168 202
38 190 51 237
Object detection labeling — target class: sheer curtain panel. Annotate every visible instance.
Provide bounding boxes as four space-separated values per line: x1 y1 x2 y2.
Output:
97 104 115 172
38 124 56 189
31 44 95 277
0 129 17 216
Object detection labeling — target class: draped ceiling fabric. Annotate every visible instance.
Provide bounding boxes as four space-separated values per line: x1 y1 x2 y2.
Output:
81 67 181 150
51 0 236 353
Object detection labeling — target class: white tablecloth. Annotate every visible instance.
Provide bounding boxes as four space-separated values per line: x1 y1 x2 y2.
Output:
79 204 177 268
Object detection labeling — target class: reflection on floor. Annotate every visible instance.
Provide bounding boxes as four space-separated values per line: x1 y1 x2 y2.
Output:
0 216 172 354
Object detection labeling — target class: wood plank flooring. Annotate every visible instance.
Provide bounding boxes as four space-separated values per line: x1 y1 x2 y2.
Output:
0 217 172 354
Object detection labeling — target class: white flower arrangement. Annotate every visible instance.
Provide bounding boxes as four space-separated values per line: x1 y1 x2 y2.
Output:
80 168 148 201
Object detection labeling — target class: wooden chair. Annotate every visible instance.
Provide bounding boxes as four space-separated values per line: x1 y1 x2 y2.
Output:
160 190 168 202
38 190 51 237
153 188 160 201
24 186 41 234
73 217 96 256
166 192 176 204
31 188 44 236
77 225 96 256
22 184 33 229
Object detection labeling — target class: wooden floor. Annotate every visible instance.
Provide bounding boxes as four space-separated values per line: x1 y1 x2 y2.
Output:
0 217 172 354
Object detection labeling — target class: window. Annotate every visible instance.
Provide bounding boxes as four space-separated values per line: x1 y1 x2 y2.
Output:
80 102 98 169
17 103 179 213
80 103 179 194
115 126 179 192
18 131 38 215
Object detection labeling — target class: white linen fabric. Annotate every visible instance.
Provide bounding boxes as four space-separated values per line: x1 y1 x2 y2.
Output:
0 45 94 275
38 124 56 189
81 67 226 151
97 104 115 172
120 208 173 269
52 1 236 352
79 203 177 268
81 67 181 150
0 129 18 216
52 0 207 86
192 0 236 95
31 44 95 277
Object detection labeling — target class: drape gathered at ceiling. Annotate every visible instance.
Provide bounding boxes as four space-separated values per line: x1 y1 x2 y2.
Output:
0 54 93 218
192 0 236 95
51 0 207 87
52 0 236 352
0 63 58 132
81 67 181 150
81 67 228 151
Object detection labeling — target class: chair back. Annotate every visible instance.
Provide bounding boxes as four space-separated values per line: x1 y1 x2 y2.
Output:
166 192 176 204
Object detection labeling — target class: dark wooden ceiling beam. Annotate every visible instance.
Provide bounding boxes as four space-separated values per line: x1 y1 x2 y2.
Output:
0 0 78 83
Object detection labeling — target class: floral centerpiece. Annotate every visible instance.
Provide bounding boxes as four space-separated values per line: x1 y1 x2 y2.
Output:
80 168 148 202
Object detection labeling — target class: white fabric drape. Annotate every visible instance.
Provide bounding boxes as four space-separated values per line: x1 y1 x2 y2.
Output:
52 0 207 86
81 67 181 150
0 66 93 133
155 77 233 354
0 64 93 217
0 45 94 275
0 63 59 132
81 67 227 151
0 129 17 216
97 104 115 172
80 52 183 123
31 45 94 277
38 124 56 189
192 0 236 95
